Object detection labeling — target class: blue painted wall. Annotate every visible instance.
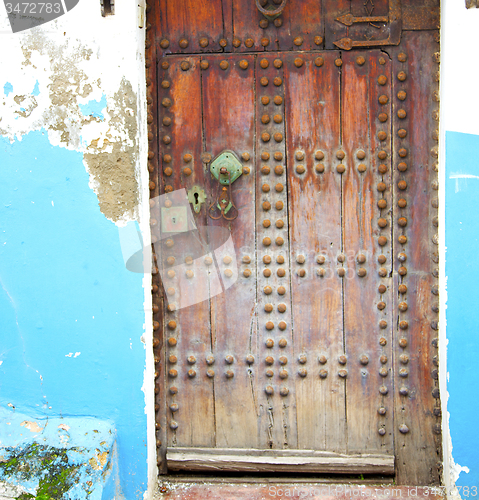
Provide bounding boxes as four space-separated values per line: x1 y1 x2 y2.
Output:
446 131 479 488
0 130 147 498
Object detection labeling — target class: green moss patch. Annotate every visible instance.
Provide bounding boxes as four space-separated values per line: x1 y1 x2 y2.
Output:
0 443 80 499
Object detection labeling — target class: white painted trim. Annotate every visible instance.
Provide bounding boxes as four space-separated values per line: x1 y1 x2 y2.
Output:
135 10 157 500
438 1 450 497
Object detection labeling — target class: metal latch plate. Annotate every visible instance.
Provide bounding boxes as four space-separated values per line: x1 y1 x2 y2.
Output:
210 150 243 185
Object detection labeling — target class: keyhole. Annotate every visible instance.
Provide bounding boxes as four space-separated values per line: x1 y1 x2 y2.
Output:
194 192 199 205
172 216 177 224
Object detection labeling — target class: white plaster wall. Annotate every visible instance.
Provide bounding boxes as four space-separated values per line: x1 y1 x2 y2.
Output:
0 1 155 497
439 1 479 497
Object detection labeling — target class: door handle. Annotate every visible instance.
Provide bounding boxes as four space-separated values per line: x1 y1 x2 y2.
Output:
255 0 287 21
208 150 242 221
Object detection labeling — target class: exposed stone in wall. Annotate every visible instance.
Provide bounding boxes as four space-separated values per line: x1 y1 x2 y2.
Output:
0 31 139 223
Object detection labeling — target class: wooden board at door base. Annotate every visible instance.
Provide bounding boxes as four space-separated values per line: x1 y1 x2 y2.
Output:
146 0 441 485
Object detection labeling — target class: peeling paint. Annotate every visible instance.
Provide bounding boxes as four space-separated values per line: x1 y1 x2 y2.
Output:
0 30 139 223
20 421 43 434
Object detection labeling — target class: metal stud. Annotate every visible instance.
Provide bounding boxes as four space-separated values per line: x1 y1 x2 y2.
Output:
378 75 387 85
356 56 365 66
246 354 255 365
397 71 407 82
293 36 303 46
338 369 348 378
220 60 229 70
278 339 288 348
265 356 274 365
379 367 388 377
379 385 388 395
359 355 369 365
378 199 387 209
225 370 234 379
280 387 289 396
298 354 307 364
315 57 324 67
265 386 274 395
294 58 304 68
279 369 289 379
378 95 389 105
319 369 328 379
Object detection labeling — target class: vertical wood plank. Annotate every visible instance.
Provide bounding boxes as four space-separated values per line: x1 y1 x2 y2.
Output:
341 51 393 455
284 51 346 452
158 0 230 54
158 57 217 449
391 31 441 485
255 53 297 450
201 54 259 449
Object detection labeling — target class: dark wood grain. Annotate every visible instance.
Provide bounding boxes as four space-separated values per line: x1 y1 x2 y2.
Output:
391 31 441 485
341 51 393 455
254 53 297 450
159 57 216 450
151 2 442 481
167 447 394 473
284 51 346 453
201 54 259 449
323 0 349 50
158 0 229 54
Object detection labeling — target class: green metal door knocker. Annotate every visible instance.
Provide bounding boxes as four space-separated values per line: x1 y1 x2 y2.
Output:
208 150 242 221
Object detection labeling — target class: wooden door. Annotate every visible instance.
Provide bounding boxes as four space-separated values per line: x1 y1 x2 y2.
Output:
147 0 441 485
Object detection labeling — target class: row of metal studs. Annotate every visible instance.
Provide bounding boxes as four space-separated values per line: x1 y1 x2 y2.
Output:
374 54 392 437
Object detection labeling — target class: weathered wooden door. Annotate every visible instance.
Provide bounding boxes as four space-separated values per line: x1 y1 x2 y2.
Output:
147 0 441 484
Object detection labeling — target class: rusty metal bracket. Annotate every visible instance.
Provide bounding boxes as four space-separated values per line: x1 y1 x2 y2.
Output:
255 0 287 21
334 0 402 50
